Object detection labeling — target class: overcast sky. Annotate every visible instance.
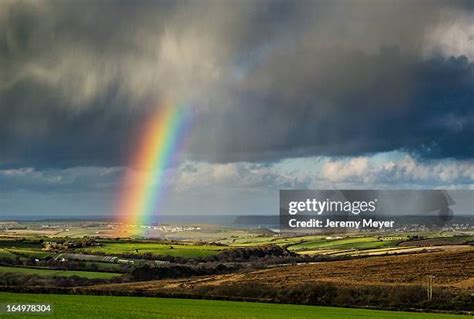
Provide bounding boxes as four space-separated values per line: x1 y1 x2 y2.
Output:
0 0 473 216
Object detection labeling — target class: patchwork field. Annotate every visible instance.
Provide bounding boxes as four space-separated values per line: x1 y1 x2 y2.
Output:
0 226 472 316
0 293 469 319
225 234 474 256
220 235 326 247
80 242 225 258
287 236 400 252
87 234 401 257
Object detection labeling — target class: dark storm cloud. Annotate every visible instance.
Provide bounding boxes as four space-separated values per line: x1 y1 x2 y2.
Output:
189 50 474 162
0 166 122 193
0 0 473 168
0 79 149 168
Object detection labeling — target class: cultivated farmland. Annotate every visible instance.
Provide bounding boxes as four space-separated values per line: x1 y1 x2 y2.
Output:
80 242 225 258
0 292 470 319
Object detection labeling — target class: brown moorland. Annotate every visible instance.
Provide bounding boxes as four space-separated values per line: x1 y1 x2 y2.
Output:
85 245 473 294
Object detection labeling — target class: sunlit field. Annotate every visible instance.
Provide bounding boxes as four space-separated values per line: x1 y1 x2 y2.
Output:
0 293 470 319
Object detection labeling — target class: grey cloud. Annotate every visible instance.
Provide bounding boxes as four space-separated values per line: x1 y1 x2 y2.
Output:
172 153 474 192
189 51 474 162
1 152 472 215
0 0 473 168
0 166 122 193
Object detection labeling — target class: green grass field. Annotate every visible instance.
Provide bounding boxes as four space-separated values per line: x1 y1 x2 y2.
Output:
0 293 470 319
82 242 224 258
0 248 17 258
0 266 120 279
222 235 403 254
0 240 41 249
287 236 400 251
5 248 53 258
224 235 326 247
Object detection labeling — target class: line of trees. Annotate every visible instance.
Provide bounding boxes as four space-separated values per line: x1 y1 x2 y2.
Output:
0 272 126 288
189 282 473 311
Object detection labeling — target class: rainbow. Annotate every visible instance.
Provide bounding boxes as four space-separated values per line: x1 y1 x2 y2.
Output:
117 99 190 235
